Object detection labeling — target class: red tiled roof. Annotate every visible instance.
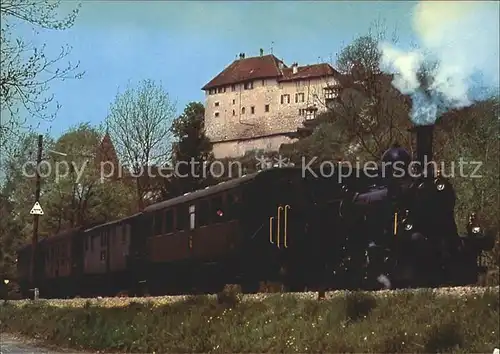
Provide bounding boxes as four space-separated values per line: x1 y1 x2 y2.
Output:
202 55 285 90
202 55 340 90
279 63 340 82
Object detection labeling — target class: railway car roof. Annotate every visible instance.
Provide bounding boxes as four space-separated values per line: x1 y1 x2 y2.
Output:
43 227 83 243
144 172 259 213
144 167 308 213
84 212 142 233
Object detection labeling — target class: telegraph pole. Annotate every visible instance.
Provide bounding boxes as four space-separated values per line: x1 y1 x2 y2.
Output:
30 134 43 294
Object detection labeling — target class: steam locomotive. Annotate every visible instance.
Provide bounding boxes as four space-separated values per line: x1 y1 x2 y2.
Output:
15 123 494 298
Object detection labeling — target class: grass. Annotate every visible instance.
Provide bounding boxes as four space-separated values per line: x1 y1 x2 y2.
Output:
1 287 499 353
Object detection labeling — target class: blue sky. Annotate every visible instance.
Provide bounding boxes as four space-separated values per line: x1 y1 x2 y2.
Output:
13 0 421 138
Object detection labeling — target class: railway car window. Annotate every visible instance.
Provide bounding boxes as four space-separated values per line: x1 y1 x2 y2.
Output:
227 192 241 220
154 211 163 235
164 209 174 233
113 225 119 244
176 205 189 230
189 205 196 230
122 227 127 244
211 196 225 222
198 199 210 226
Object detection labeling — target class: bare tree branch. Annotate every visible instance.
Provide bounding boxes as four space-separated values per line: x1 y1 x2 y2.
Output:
0 0 84 150
105 79 176 209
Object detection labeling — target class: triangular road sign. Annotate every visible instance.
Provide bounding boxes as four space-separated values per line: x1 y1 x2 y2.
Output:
30 201 44 215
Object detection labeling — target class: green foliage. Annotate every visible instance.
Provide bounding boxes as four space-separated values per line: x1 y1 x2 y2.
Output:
1 289 498 353
0 124 135 283
35 123 135 229
435 97 500 271
168 101 213 196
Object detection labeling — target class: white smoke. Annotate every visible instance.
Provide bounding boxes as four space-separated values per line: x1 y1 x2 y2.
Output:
379 1 500 125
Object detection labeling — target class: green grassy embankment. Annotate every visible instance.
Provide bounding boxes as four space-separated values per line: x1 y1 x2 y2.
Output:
1 287 498 353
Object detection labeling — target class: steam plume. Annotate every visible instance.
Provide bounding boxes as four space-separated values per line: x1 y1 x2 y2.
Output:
379 1 499 125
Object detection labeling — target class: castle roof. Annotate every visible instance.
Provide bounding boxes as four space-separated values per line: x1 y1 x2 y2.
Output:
202 54 340 90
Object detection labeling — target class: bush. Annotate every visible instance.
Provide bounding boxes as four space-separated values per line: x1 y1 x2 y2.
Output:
1 288 498 353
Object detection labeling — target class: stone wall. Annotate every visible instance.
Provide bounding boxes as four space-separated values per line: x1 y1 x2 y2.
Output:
211 134 297 159
204 75 339 158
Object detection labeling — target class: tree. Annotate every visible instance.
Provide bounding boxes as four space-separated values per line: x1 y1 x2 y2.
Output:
0 125 136 282
0 132 55 283
105 79 176 209
435 97 500 277
168 102 213 197
282 20 413 163
0 0 84 149
42 123 135 230
0 191 23 281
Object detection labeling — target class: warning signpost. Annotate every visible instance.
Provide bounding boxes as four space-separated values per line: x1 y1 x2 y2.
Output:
30 201 44 215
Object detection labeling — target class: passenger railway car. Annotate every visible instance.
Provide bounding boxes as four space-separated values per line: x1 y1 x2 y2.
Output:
80 214 140 297
135 168 342 295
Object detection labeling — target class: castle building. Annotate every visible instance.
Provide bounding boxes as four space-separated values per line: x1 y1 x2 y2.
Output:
201 52 343 158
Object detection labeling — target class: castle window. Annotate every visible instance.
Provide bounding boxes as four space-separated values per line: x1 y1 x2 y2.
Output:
231 85 236 91
214 112 220 117
295 93 305 103
265 104 269 112
280 94 290 104
233 99 236 105
232 109 235 116
299 109 303 116
262 79 265 86
251 106 255 114
214 101 219 107
241 107 245 114
244 81 253 90
217 87 223 93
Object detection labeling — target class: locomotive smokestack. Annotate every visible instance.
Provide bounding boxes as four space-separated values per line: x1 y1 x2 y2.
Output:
409 124 434 173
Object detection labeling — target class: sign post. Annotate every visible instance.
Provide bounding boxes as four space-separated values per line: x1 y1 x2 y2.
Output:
30 135 43 299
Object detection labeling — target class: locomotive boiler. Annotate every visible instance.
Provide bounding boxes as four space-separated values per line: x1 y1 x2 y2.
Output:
335 123 495 289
